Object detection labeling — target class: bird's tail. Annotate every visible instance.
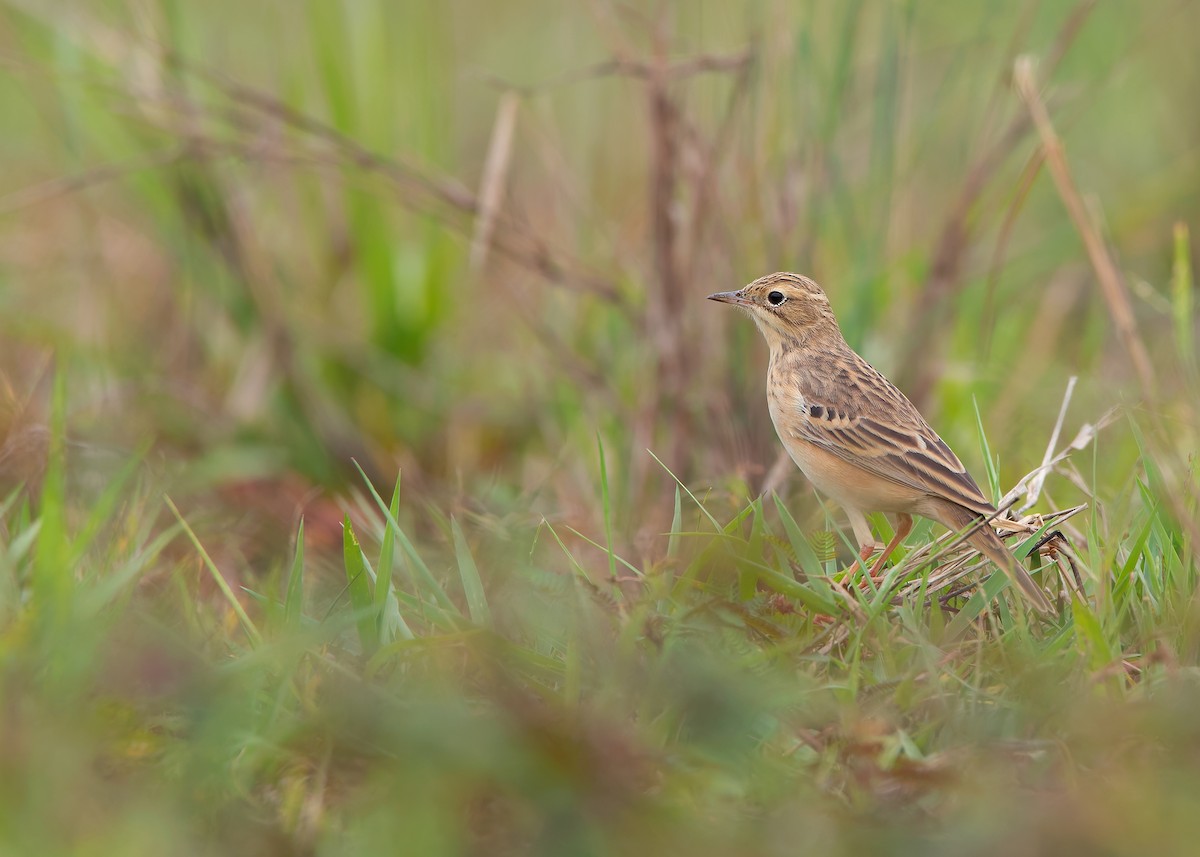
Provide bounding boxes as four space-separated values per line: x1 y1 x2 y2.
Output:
937 503 1054 615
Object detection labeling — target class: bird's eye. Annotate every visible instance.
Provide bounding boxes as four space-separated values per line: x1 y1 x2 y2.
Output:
767 290 786 306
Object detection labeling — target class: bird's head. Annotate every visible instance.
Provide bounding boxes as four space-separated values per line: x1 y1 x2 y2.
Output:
707 272 839 348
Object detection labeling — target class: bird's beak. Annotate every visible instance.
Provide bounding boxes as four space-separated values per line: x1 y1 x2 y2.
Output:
707 290 749 306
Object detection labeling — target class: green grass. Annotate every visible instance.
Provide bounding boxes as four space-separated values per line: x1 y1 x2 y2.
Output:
0 1 1198 854
4 431 1200 855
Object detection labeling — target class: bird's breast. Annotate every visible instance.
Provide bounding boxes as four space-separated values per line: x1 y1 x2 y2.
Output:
766 373 802 439
765 351 809 432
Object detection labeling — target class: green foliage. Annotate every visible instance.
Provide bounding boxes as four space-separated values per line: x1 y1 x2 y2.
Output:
5 458 1200 855
0 1 1198 854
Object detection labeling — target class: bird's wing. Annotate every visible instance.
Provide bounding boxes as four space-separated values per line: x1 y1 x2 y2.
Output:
792 355 997 516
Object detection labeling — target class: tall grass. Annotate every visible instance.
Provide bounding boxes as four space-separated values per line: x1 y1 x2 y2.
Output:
4 426 1200 854
0 1 1198 854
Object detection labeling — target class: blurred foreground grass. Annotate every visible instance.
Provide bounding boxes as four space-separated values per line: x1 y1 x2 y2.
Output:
1 1 1199 855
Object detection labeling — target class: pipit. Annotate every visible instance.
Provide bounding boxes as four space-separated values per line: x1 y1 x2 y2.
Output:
708 272 1053 614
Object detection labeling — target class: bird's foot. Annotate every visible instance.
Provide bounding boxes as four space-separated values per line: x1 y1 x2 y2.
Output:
843 543 888 584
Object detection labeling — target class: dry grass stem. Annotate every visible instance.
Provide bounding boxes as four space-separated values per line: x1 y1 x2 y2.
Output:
893 504 1088 604
1023 376 1077 511
1015 55 1200 553
470 92 520 272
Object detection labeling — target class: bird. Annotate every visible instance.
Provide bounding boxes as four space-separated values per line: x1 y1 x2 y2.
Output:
707 271 1053 614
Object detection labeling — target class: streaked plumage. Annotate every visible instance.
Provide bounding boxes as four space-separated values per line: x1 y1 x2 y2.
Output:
708 272 1053 614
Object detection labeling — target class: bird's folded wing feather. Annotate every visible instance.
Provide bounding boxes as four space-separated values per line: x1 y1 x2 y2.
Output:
793 386 996 517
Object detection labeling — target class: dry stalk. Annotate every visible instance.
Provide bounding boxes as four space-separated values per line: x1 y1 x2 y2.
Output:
1013 54 1200 552
470 92 520 272
1020 376 1076 511
881 393 1117 606
892 504 1088 605
568 5 756 494
479 7 754 495
0 148 188 216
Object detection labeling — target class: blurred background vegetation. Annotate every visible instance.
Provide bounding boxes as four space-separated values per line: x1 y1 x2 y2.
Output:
0 1 1198 855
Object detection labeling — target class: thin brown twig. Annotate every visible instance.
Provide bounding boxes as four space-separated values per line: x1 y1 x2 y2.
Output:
478 51 753 96
186 66 624 301
585 52 753 82
1022 376 1077 511
0 148 187 216
8 0 630 308
639 10 689 488
84 22 629 309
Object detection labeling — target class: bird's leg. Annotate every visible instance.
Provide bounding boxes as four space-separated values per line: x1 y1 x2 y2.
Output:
867 513 913 579
845 508 880 576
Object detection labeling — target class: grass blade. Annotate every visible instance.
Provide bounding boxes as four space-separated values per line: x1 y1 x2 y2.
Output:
33 371 69 618
285 518 305 628
973 397 1001 503
597 433 617 584
166 495 262 648
352 460 459 617
343 514 379 653
451 516 492 627
1172 222 1196 380
667 485 683 561
375 476 400 609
